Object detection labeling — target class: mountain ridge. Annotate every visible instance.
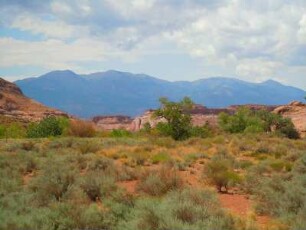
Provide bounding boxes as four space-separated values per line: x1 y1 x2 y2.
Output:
15 70 306 118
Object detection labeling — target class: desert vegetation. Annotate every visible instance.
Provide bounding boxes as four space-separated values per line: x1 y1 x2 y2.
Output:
0 98 305 230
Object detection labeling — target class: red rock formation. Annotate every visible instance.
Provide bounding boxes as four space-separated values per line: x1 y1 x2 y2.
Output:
0 78 68 123
273 101 306 137
92 115 133 130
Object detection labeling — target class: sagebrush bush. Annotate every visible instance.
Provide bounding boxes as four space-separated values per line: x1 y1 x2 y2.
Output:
204 153 241 192
137 167 183 196
118 188 244 230
80 172 117 201
29 162 76 205
77 140 100 154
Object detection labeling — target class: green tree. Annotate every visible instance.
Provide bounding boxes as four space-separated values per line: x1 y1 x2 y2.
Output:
154 97 194 140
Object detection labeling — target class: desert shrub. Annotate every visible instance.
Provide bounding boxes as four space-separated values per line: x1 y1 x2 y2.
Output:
189 124 212 138
110 129 132 138
141 122 152 134
0 123 26 139
117 165 138 181
27 116 64 138
77 140 100 154
21 141 35 151
125 151 149 167
275 118 300 139
204 154 241 192
151 152 171 164
118 188 241 230
23 155 38 174
80 172 117 201
184 152 209 163
87 156 116 177
137 167 183 196
151 137 177 148
68 120 95 137
246 153 306 227
29 162 76 205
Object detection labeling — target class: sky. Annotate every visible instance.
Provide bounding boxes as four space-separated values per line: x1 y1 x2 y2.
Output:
0 0 306 89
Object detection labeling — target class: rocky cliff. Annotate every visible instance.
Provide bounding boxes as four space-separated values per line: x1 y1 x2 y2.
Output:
0 78 68 123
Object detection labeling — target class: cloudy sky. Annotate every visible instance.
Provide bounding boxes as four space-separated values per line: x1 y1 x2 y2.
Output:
0 0 306 89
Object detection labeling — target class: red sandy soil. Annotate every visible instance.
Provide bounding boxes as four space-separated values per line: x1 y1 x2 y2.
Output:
219 193 251 216
22 172 35 186
219 193 270 229
117 180 138 193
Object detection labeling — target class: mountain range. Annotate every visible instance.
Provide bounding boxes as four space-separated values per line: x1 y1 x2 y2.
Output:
15 70 306 118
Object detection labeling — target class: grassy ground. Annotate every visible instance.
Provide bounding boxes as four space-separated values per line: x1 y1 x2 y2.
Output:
1 134 306 229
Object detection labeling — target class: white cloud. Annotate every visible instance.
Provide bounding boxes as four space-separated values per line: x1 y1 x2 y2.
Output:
1 0 306 86
0 37 110 69
11 14 85 39
298 14 306 44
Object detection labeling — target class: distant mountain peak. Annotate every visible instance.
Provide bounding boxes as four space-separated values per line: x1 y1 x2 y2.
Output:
262 79 282 85
15 70 306 118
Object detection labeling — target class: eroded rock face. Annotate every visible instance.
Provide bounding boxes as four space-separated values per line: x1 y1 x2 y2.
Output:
130 110 166 131
274 101 306 137
92 115 133 130
0 78 69 123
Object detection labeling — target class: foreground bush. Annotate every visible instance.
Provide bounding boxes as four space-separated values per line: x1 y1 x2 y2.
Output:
118 188 245 230
137 167 183 196
246 152 306 228
204 152 241 192
29 162 76 205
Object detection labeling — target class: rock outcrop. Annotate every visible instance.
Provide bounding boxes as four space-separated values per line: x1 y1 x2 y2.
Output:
92 115 134 130
274 101 306 137
130 104 278 131
0 78 68 123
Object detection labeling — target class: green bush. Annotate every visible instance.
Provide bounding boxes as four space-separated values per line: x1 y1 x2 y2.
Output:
0 123 26 139
27 116 64 138
190 124 212 138
204 154 241 192
110 129 132 138
151 152 171 164
218 108 299 139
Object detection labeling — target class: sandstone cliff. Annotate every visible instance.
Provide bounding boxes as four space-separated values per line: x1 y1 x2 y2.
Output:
0 78 68 123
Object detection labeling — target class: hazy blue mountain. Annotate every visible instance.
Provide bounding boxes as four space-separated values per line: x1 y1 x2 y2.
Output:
15 70 306 118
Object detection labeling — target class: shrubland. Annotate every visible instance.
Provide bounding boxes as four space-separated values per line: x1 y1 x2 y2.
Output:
0 98 304 229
